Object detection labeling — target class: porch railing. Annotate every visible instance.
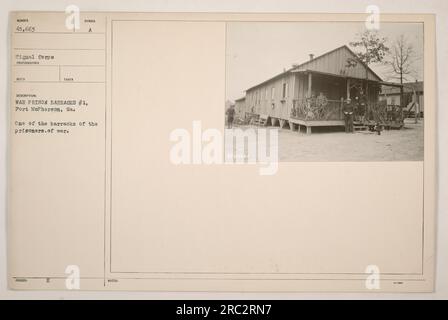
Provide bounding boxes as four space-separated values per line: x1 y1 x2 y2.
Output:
290 98 344 121
366 102 404 124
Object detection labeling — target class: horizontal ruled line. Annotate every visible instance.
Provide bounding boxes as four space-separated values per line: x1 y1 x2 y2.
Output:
14 65 105 67
14 81 105 84
14 31 105 34
14 48 105 51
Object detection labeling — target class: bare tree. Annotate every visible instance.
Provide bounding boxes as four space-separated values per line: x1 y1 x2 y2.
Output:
386 35 421 122
387 35 417 84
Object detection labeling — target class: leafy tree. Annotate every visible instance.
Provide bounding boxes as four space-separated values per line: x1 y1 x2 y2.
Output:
348 30 389 66
346 30 389 106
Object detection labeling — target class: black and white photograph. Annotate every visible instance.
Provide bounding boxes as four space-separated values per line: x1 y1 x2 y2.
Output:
225 22 424 161
1 0 445 301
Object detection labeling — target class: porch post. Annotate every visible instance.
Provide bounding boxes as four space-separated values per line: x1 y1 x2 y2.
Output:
340 97 344 119
307 72 312 97
288 121 295 131
346 78 350 99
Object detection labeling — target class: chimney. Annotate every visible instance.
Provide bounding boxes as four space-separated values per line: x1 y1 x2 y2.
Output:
309 54 314 61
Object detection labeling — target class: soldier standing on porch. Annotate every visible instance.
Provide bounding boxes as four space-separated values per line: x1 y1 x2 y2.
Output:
343 98 354 133
358 89 367 123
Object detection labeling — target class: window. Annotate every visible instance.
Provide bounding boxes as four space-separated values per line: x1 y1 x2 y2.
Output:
282 82 288 99
271 87 275 100
265 88 269 100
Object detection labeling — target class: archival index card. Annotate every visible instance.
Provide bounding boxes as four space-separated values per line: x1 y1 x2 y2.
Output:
8 12 436 292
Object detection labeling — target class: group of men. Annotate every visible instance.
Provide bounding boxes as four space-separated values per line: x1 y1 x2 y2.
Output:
343 91 383 135
343 90 368 133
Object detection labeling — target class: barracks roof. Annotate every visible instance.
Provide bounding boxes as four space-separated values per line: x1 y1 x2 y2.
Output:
246 45 383 92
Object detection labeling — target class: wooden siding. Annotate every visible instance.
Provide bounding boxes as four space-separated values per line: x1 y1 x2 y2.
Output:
246 73 296 120
246 71 380 122
295 46 381 82
242 46 384 122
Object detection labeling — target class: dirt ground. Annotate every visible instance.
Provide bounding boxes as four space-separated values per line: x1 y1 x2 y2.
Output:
229 118 423 162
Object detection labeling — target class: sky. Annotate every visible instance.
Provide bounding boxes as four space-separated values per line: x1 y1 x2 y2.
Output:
225 22 424 102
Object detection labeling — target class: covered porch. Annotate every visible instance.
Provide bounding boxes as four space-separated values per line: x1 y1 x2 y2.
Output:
289 70 383 134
